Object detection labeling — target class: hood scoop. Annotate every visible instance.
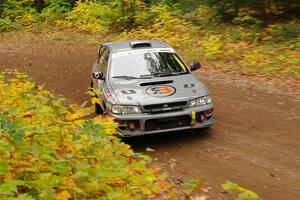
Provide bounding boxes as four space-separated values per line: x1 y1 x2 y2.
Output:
140 80 173 86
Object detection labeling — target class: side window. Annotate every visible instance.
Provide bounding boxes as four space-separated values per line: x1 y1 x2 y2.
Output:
99 48 109 75
97 46 105 63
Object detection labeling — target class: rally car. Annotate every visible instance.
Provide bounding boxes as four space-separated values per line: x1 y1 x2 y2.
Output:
91 40 213 136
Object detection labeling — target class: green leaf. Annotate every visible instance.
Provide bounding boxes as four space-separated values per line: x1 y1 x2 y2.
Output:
0 180 25 195
7 194 35 200
222 181 239 191
222 181 259 200
49 161 71 175
7 108 19 115
0 161 11 176
180 178 201 195
30 143 42 156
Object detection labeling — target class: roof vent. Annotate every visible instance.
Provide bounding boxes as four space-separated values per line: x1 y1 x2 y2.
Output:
130 41 152 48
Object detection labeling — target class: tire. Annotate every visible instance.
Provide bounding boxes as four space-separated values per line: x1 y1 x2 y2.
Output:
91 80 104 115
95 102 104 114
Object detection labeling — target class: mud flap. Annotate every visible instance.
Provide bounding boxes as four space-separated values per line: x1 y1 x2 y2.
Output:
191 111 196 125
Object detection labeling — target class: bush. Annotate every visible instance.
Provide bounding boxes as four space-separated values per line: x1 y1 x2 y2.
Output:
121 5 194 49
233 10 262 29
202 34 223 57
56 1 120 33
0 17 12 31
264 22 300 42
38 0 73 22
184 5 221 28
0 0 38 27
0 70 181 199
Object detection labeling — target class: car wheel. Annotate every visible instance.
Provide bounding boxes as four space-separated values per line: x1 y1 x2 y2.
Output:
91 80 104 115
95 102 104 114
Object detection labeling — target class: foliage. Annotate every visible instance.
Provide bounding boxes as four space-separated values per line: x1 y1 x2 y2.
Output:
120 4 194 49
222 181 259 200
1 1 299 78
264 22 300 42
0 17 12 31
0 0 38 29
180 178 201 196
56 1 119 33
0 0 299 29
232 10 262 29
38 0 73 22
0 70 183 199
202 34 223 57
184 5 221 28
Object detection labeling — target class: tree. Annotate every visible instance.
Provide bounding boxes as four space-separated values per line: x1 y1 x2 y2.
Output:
34 0 44 13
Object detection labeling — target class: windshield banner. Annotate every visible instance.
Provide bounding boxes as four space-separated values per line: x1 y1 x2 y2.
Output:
112 48 176 58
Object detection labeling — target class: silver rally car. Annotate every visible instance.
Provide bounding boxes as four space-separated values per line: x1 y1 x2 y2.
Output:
91 40 214 136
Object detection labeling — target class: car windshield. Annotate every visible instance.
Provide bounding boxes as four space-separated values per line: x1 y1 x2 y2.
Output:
110 52 188 78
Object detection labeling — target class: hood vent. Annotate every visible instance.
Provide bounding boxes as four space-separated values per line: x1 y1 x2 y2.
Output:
140 80 173 86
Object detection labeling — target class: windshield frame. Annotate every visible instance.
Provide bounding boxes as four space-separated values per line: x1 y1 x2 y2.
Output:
108 49 191 80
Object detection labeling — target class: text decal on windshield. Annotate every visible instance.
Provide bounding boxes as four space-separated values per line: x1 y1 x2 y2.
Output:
112 48 175 58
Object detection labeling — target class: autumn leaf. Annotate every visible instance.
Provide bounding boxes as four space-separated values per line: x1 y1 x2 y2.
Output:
91 97 100 105
55 191 71 200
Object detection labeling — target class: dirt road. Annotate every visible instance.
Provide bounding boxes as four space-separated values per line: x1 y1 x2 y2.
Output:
1 33 299 200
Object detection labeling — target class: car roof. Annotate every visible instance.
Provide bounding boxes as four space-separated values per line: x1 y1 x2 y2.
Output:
102 40 172 53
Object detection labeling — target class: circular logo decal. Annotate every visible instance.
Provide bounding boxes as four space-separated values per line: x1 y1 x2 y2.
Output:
145 85 176 97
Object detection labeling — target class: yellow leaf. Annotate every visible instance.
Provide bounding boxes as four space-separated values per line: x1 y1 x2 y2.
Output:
55 191 71 200
91 97 100 105
74 119 85 128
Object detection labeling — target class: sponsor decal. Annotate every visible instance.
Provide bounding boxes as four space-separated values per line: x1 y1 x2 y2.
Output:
112 48 176 58
145 85 176 97
184 83 196 88
121 90 136 94
103 86 117 104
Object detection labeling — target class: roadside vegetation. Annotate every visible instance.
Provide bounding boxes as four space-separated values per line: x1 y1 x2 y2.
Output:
0 0 299 79
0 70 205 199
0 69 259 199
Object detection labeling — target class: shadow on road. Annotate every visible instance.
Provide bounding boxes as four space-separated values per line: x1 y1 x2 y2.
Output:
122 128 213 153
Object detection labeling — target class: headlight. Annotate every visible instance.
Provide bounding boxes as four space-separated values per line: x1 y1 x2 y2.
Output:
188 96 212 107
112 105 141 114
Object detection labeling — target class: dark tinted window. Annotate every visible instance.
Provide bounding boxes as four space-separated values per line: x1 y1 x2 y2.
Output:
99 48 109 74
97 46 105 63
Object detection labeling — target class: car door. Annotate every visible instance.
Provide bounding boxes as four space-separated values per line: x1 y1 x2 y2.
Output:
92 46 110 107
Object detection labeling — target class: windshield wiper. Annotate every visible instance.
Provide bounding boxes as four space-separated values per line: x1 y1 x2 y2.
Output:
151 72 185 77
112 75 153 80
140 72 184 78
112 76 138 80
140 74 154 78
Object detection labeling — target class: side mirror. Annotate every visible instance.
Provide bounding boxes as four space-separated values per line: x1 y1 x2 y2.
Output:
93 72 104 80
190 62 201 71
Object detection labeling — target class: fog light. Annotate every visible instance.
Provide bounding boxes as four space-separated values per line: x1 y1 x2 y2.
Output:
207 108 214 114
127 121 139 131
199 114 206 122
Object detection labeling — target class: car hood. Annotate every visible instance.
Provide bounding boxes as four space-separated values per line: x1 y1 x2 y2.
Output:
109 74 209 105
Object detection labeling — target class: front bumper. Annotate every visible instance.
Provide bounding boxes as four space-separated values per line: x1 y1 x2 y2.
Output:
107 104 214 137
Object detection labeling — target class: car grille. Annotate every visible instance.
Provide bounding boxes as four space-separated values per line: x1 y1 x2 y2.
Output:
143 101 187 113
145 115 191 132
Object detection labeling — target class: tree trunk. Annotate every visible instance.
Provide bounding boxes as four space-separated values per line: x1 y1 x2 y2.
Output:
0 0 3 16
34 0 44 13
